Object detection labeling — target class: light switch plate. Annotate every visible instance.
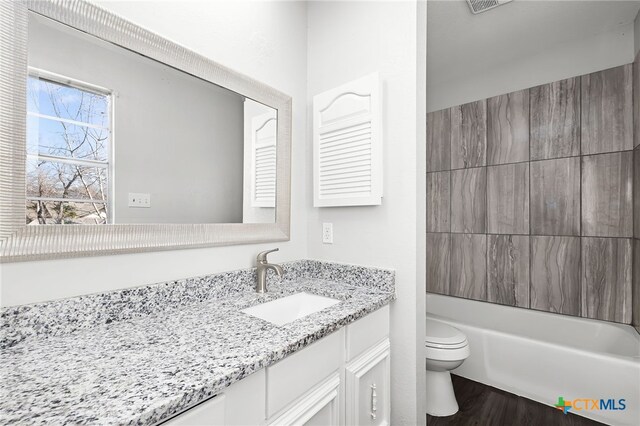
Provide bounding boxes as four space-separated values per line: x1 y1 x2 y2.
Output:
128 192 151 208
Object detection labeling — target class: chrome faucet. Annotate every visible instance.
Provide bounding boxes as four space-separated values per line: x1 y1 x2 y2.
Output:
255 248 284 293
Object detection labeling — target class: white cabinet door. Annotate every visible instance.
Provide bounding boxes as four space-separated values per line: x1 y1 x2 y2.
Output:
312 73 383 207
268 373 340 426
345 339 390 426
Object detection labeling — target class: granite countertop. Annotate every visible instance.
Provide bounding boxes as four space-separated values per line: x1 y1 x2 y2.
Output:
0 260 395 425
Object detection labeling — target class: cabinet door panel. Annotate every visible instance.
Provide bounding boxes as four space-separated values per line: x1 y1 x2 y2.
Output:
303 400 336 426
268 373 340 426
345 339 390 426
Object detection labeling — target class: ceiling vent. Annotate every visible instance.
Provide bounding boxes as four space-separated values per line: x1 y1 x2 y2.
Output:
466 0 513 14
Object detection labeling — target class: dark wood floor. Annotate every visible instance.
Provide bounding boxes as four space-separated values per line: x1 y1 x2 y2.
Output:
426 375 605 426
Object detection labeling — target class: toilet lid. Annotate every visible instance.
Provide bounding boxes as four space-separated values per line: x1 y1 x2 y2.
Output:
426 319 467 347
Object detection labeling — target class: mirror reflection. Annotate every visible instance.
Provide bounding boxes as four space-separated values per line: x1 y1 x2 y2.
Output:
26 12 277 225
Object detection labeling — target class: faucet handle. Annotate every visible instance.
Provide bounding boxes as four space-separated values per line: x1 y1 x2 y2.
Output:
257 248 279 263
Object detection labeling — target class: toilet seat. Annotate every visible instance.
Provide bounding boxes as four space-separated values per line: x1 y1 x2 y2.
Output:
425 339 468 349
426 319 468 349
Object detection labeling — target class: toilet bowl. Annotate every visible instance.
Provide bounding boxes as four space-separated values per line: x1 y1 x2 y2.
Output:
425 319 470 417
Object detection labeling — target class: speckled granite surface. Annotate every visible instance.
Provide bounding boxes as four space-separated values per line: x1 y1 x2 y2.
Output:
0 259 394 349
0 260 394 425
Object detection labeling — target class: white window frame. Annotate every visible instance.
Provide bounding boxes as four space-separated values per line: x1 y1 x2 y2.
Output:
26 67 114 224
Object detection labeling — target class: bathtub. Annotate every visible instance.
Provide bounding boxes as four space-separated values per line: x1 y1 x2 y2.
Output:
426 293 640 426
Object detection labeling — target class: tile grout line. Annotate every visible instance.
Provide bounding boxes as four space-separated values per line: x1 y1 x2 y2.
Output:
579 75 584 318
426 231 632 239
528 85 532 310
484 100 489 302
448 109 452 295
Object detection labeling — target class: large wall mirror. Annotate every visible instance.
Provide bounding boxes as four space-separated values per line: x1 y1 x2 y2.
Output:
0 0 291 261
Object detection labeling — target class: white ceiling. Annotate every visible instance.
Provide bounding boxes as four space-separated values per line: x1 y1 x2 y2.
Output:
427 0 640 88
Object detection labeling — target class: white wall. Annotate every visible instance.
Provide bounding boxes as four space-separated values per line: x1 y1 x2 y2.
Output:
428 22 636 112
306 2 425 424
0 0 308 306
416 1 427 421
2 3 429 421
427 0 639 112
29 14 245 224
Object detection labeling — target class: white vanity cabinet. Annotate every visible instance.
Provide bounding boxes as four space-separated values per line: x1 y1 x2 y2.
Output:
345 340 391 426
161 393 226 425
162 305 389 426
345 306 391 426
161 368 266 426
266 329 344 425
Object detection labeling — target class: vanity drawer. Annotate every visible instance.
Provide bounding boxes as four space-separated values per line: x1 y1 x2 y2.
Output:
346 305 389 361
161 394 225 425
267 328 344 417
224 369 266 425
161 369 265 426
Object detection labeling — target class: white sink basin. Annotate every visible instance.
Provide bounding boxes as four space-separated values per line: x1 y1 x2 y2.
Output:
241 292 340 326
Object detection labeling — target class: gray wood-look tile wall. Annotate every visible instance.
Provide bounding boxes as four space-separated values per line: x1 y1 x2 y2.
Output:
530 236 581 316
487 235 529 308
582 237 632 323
530 157 580 236
635 52 640 151
427 172 450 232
426 109 451 172
634 51 640 333
635 147 640 240
581 152 632 238
487 90 529 165
487 163 529 235
427 233 450 295
451 168 486 233
450 234 487 301
581 65 633 155
634 237 640 331
426 62 637 325
451 100 486 169
530 77 580 160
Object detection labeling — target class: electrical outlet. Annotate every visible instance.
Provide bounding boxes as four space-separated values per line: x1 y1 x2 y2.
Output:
128 192 151 208
322 223 333 244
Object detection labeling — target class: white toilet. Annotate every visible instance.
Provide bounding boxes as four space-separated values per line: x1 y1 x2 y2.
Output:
425 319 470 417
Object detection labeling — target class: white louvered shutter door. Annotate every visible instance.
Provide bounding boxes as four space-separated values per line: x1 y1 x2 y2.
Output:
251 112 277 207
313 73 382 207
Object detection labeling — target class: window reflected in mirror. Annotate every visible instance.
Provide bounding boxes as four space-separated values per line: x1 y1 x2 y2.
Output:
26 74 111 225
26 12 277 225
